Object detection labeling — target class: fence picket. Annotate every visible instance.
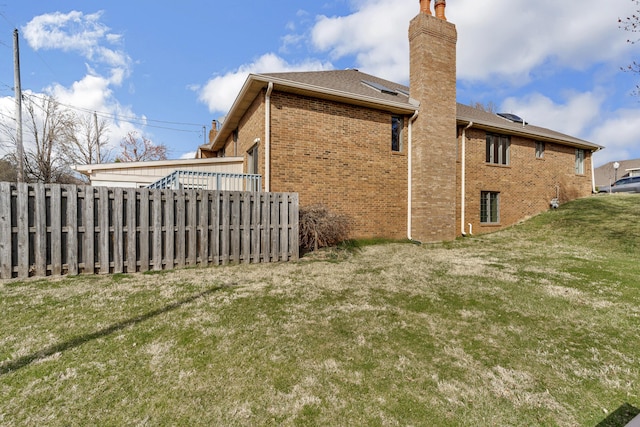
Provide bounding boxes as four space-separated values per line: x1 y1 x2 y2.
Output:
152 190 162 271
83 186 95 275
164 190 175 270
66 185 78 276
0 183 10 279
0 183 298 279
33 184 47 276
187 190 197 266
199 191 210 266
98 187 110 274
15 184 29 278
126 189 137 273
139 190 149 272
112 188 124 273
50 185 62 276
220 192 230 265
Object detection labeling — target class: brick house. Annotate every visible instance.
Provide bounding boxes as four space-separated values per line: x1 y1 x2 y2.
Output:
197 0 602 242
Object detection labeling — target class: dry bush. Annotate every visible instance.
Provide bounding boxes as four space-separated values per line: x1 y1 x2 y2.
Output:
299 204 352 251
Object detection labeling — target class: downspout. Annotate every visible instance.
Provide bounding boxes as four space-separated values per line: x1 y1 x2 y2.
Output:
407 110 419 241
265 82 274 192
461 121 473 236
590 149 598 193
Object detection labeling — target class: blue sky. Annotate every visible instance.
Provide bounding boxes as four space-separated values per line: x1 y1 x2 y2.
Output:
1 0 639 166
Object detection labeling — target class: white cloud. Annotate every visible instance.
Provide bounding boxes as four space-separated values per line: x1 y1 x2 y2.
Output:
451 0 636 82
22 11 131 76
590 109 640 165
306 0 637 85
196 53 332 114
311 0 413 82
500 92 603 138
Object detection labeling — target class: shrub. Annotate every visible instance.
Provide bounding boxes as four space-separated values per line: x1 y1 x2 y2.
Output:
299 204 352 251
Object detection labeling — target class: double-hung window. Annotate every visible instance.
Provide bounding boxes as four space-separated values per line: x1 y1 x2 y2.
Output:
486 134 510 165
480 191 500 224
575 149 585 175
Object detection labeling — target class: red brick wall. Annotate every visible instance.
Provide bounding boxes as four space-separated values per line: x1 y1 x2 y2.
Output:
456 127 594 235
268 91 409 239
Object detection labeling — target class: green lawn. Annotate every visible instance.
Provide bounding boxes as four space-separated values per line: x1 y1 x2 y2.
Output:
1 194 639 426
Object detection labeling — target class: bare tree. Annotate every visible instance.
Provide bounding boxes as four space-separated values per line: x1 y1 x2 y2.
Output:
22 95 76 183
620 0 640 93
471 101 498 113
116 131 167 162
61 112 111 166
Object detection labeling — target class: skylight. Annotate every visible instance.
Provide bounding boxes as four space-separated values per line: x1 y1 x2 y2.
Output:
497 112 528 125
361 80 398 96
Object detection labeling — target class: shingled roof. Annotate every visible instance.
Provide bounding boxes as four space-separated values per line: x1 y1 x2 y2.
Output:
208 69 602 152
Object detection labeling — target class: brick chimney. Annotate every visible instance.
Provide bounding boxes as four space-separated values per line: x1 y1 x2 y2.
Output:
208 120 218 144
409 0 457 242
434 0 447 20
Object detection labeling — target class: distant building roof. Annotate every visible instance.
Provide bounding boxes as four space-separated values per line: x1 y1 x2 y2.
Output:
594 158 640 187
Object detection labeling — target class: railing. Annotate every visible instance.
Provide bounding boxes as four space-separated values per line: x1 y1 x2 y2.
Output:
0 183 298 279
147 170 262 192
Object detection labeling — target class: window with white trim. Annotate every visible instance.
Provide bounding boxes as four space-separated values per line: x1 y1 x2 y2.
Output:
480 191 500 224
486 134 510 165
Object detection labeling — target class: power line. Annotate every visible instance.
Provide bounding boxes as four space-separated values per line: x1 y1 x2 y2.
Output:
22 92 205 134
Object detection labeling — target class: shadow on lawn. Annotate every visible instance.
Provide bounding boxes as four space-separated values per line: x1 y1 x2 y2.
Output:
596 403 640 427
0 284 229 376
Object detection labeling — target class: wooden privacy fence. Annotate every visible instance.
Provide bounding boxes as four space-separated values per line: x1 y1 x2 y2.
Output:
0 183 299 279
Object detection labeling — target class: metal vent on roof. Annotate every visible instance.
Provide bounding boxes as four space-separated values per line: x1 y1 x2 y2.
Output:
497 112 528 125
361 80 398 96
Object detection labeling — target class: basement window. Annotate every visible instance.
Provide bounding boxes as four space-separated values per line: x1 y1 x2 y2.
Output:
480 191 500 224
392 116 403 152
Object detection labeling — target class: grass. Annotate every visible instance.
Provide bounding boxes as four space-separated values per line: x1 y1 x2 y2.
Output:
1 194 639 426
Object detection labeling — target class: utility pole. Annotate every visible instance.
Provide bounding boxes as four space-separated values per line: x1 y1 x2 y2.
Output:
94 111 101 163
13 29 25 182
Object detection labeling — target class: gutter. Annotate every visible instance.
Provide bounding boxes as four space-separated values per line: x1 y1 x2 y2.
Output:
460 121 473 236
407 109 419 241
265 82 274 192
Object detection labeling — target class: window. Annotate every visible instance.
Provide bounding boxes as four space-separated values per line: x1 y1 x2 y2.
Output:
480 191 500 224
486 134 510 165
247 144 259 174
535 141 545 159
575 149 585 175
392 116 403 152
